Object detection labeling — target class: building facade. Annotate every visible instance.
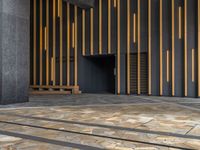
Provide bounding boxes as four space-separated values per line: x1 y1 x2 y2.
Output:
0 0 200 104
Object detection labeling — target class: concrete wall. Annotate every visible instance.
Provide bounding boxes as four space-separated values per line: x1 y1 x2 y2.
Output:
0 0 30 104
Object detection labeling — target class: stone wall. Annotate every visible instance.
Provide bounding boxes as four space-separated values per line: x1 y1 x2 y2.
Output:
0 0 30 104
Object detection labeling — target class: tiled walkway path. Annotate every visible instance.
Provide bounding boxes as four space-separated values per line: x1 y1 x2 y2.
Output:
0 94 199 149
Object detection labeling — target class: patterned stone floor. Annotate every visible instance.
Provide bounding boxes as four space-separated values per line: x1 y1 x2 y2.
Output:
0 94 199 149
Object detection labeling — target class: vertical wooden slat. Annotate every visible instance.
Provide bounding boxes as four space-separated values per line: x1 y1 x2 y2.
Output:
33 0 37 85
117 0 121 94
198 0 200 97
127 0 130 94
90 8 94 55
59 0 63 86
99 0 102 54
184 0 187 96
53 0 56 85
148 0 151 95
166 50 169 82
172 0 175 96
192 49 195 82
82 9 86 56
179 7 182 39
137 0 141 95
108 0 111 54
40 0 43 85
159 0 163 96
46 0 49 86
67 3 70 86
74 6 78 86
133 13 136 43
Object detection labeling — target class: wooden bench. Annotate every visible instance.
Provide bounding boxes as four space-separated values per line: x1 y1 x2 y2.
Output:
29 85 81 95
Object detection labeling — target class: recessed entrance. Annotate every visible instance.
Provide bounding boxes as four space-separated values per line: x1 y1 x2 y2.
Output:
80 55 115 94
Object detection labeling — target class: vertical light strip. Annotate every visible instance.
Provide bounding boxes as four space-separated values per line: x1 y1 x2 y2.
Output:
33 0 37 85
117 0 121 94
46 0 49 86
99 0 102 54
166 50 169 82
59 0 63 86
67 3 70 86
53 0 56 85
148 0 151 95
58 0 60 17
133 13 136 43
179 7 182 39
72 22 75 48
172 0 175 96
184 0 188 96
198 0 200 97
127 0 130 94
114 0 117 8
108 0 111 54
137 0 141 95
192 49 195 82
90 8 94 55
74 6 78 86
51 57 54 81
159 0 163 96
44 27 47 50
82 9 86 56
40 0 43 85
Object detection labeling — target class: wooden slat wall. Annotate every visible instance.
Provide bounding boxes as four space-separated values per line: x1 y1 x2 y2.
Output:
31 0 200 97
31 0 78 92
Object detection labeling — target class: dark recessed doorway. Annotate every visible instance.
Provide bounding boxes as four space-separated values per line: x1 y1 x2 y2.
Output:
81 55 115 94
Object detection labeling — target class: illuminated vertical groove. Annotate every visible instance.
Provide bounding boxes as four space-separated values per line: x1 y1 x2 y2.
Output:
117 0 121 94
40 0 43 85
133 13 136 43
33 0 37 85
44 27 47 50
53 0 56 85
67 3 70 86
46 0 49 86
166 50 169 82
82 9 86 56
108 0 111 54
90 8 94 55
114 0 116 8
59 0 63 86
159 0 163 96
74 6 78 86
58 0 60 17
127 0 130 94
51 57 54 81
148 0 152 95
184 0 187 96
172 0 175 96
99 0 102 54
137 0 141 95
192 49 195 82
179 7 182 39
72 22 75 48
198 0 200 97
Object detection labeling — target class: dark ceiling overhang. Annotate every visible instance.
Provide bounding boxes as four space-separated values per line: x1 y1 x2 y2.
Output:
64 0 95 9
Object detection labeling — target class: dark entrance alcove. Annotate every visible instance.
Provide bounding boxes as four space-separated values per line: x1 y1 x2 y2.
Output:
79 55 115 94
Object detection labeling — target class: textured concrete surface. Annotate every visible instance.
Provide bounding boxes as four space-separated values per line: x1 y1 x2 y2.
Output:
0 94 199 149
0 0 30 104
